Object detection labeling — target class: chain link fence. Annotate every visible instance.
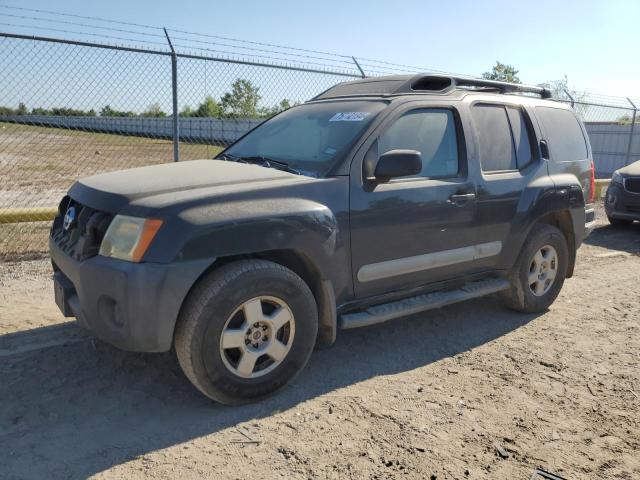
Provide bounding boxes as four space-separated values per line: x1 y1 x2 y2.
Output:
0 30 639 259
0 32 361 258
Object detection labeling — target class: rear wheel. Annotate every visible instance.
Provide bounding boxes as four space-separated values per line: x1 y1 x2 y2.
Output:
500 224 568 313
175 259 318 405
607 215 633 227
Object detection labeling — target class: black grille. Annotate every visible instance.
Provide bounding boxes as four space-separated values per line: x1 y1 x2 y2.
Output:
50 196 113 261
625 177 640 194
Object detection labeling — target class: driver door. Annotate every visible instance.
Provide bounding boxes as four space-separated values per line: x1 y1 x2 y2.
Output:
349 105 482 298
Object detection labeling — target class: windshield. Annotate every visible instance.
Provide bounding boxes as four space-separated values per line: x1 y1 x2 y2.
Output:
222 100 387 175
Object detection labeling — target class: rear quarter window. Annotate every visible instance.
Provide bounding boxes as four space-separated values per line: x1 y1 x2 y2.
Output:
535 107 588 161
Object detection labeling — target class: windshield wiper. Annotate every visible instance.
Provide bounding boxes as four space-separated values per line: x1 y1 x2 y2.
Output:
216 153 303 175
216 152 246 163
236 155 303 175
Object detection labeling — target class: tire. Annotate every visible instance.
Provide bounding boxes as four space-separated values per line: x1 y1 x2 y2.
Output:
175 259 318 405
499 223 569 313
607 216 633 227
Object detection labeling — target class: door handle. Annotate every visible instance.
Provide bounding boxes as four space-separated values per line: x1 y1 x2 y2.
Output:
448 193 476 205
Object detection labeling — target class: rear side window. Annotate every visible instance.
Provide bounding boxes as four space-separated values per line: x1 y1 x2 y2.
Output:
471 104 517 172
378 108 459 178
506 107 533 167
535 107 588 161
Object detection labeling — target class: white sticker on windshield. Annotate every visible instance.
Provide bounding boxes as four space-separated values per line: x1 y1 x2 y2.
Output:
329 112 371 122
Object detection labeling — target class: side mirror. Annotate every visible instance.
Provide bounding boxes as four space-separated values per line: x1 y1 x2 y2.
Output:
539 139 550 160
374 149 422 182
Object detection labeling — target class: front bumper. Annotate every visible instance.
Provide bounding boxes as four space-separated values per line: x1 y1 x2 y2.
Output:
605 183 640 222
50 238 213 352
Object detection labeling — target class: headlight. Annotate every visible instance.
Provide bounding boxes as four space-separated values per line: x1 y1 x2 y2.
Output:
612 171 623 185
99 215 163 262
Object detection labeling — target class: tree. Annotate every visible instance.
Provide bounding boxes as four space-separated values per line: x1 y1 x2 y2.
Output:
31 107 50 115
539 75 580 100
221 79 261 118
16 102 28 115
615 114 639 125
259 99 294 118
539 75 589 117
180 105 194 117
482 61 521 84
51 107 91 116
100 105 114 117
100 105 136 117
193 96 222 118
140 103 167 117
0 105 17 116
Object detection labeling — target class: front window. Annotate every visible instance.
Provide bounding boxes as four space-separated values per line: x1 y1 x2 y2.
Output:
222 100 387 175
378 108 460 178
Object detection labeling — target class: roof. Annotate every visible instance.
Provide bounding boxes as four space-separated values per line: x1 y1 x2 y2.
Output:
312 73 552 102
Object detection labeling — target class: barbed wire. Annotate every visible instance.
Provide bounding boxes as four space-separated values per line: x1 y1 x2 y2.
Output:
172 43 360 74
167 36 356 66
0 21 168 49
0 12 166 38
0 4 162 31
0 4 443 74
0 11 359 67
0 3 638 105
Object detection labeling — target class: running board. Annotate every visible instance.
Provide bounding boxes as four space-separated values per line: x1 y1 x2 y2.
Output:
339 278 510 330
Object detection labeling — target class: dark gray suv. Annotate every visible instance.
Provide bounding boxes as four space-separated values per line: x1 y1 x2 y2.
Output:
605 159 640 225
50 74 596 404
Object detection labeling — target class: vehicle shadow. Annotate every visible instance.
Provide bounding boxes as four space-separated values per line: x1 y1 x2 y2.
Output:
583 223 640 254
0 296 538 478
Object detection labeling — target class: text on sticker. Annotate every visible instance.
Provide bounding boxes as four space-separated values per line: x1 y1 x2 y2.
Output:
329 112 371 122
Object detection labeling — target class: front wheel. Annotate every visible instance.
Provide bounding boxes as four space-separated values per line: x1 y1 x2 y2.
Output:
175 259 318 405
500 224 568 313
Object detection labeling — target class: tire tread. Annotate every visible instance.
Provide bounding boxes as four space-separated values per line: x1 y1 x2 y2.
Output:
500 223 568 313
174 259 316 403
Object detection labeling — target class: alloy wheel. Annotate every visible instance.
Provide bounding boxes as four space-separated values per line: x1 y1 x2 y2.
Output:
219 296 295 379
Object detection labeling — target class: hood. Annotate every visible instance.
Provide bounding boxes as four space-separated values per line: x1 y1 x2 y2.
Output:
618 159 640 176
69 159 312 213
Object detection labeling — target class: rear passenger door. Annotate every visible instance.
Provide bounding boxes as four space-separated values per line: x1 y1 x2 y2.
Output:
470 101 547 270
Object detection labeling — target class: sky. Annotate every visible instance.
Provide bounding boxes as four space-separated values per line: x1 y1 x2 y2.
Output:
0 0 638 104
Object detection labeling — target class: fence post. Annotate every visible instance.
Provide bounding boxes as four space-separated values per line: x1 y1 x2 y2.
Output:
564 89 575 109
352 57 366 78
626 98 637 166
164 28 180 162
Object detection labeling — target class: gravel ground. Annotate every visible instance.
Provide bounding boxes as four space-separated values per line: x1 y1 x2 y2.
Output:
1 207 639 479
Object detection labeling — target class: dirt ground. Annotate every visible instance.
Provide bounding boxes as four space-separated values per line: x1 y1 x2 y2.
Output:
1 206 639 480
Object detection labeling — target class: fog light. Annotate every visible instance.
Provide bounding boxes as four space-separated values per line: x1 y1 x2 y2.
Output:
98 295 124 328
606 191 616 207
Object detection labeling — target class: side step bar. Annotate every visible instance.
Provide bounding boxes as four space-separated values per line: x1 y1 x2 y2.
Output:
339 278 510 330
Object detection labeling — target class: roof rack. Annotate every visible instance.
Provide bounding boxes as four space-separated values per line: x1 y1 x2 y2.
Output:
407 74 552 99
312 73 552 100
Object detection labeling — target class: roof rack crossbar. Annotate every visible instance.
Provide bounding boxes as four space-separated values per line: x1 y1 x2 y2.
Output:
451 76 552 98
